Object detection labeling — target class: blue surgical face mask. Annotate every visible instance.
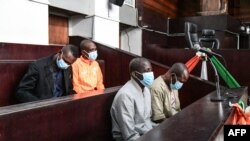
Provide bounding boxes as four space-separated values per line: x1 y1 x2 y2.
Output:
84 50 98 61
56 53 70 69
136 71 154 87
170 74 183 90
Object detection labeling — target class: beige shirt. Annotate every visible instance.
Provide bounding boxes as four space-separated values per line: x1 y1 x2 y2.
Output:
150 76 181 121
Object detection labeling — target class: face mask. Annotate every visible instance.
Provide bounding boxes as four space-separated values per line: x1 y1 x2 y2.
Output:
84 50 98 61
136 71 154 87
170 74 183 90
56 53 70 69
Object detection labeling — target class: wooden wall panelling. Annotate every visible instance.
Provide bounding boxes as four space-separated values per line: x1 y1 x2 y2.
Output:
143 0 178 18
143 0 201 18
142 7 168 31
176 0 200 17
0 43 62 106
139 2 242 49
0 43 62 60
167 15 241 49
143 44 250 94
49 14 69 45
142 30 168 51
0 61 32 106
0 87 120 141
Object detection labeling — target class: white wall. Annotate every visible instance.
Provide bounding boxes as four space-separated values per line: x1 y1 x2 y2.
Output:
0 0 137 49
49 0 94 15
69 16 93 38
121 28 142 56
94 0 119 21
0 0 48 45
93 16 119 48
69 0 120 48
120 5 137 26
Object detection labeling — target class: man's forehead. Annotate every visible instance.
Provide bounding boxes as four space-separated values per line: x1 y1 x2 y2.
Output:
64 51 73 57
139 61 151 70
84 43 96 49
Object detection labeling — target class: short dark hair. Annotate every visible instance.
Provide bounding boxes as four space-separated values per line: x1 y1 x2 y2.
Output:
169 63 188 77
62 44 80 58
129 57 149 73
80 39 95 51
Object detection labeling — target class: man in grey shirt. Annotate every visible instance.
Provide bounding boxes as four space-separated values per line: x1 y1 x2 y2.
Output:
110 57 156 141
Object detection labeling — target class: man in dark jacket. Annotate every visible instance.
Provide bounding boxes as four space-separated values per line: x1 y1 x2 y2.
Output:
15 44 79 103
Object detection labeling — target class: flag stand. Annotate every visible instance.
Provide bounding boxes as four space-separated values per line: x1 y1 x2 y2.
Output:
208 57 226 102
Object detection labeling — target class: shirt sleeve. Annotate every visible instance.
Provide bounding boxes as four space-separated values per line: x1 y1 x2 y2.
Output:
112 93 140 141
15 63 39 102
96 64 105 90
72 61 83 94
150 88 166 121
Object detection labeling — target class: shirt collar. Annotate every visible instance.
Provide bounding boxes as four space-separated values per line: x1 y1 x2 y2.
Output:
131 77 144 92
80 56 92 64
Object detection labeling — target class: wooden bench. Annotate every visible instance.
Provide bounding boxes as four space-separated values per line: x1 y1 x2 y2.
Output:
0 60 34 106
0 43 62 106
0 40 220 141
0 42 105 107
0 86 121 141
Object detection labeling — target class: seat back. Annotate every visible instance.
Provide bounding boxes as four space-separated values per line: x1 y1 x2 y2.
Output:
96 59 105 84
199 29 220 49
0 43 62 107
0 86 120 141
184 22 199 49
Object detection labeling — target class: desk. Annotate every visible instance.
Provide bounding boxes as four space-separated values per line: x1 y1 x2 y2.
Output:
137 87 248 141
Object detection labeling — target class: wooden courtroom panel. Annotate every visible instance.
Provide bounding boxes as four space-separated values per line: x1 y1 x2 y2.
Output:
143 44 250 95
137 87 248 141
167 15 241 49
0 86 121 141
0 42 62 60
0 43 62 106
49 14 69 45
0 60 33 106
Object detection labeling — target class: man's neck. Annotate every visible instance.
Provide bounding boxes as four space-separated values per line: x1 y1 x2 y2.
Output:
132 77 144 91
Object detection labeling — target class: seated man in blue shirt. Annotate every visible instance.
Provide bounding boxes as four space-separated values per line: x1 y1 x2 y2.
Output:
15 44 79 103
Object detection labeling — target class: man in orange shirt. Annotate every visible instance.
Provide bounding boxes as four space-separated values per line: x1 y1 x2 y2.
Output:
72 39 105 94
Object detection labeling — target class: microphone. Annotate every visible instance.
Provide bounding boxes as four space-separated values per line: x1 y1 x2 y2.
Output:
193 44 222 58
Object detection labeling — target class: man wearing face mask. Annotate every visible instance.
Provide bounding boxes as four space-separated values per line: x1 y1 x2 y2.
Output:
150 63 189 123
110 57 157 141
72 39 104 94
15 44 79 103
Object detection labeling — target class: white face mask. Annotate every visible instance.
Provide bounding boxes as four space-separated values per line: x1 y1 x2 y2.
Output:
135 71 154 87
83 50 98 61
170 74 183 90
56 53 70 69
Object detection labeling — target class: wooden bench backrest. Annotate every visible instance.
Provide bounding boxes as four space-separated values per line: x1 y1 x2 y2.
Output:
0 43 106 107
0 86 120 141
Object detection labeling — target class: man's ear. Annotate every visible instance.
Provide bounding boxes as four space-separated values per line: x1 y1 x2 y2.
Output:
131 71 136 77
81 50 88 57
134 71 143 80
81 50 85 54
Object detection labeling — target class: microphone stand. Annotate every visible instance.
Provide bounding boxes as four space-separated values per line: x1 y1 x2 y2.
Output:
207 56 226 102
